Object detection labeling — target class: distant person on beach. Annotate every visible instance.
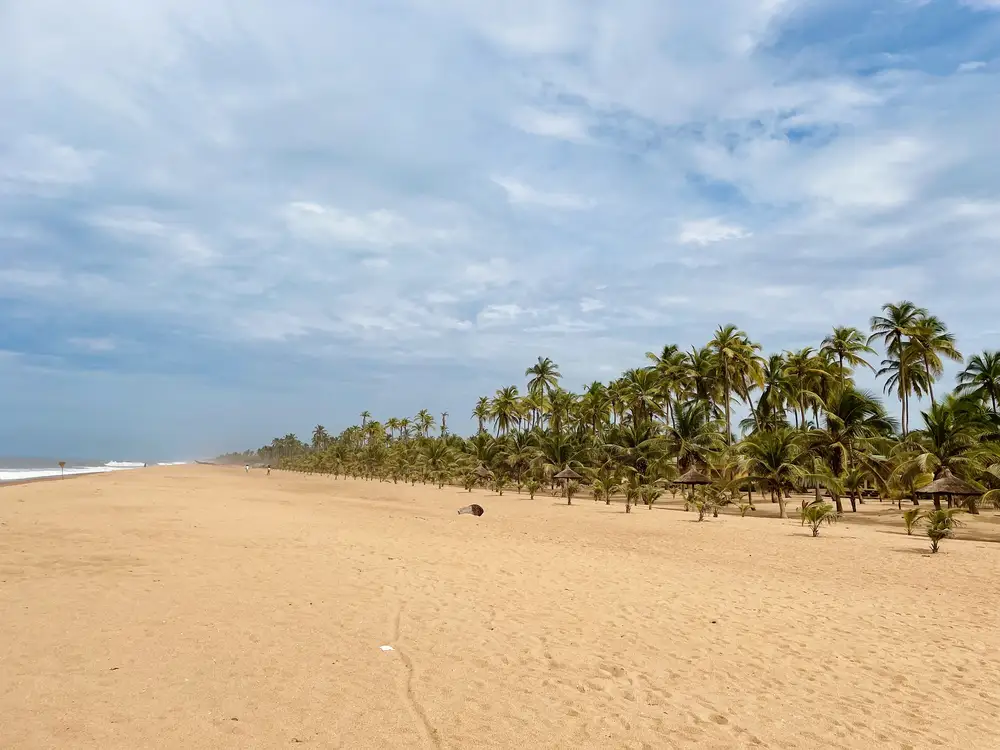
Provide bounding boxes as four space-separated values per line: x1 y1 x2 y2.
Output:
266 465 271 476
244 464 250 473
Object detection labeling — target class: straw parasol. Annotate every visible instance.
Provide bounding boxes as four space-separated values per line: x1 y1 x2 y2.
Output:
916 469 981 513
474 464 494 479
553 466 582 483
675 468 712 487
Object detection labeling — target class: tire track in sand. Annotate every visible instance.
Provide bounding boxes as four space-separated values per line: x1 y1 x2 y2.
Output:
391 603 440 749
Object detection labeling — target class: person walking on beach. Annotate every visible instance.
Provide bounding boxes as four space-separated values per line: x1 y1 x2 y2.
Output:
266 465 271 476
245 463 250 473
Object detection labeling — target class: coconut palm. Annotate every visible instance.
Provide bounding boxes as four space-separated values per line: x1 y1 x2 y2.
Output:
909 315 962 407
957 351 1000 414
709 325 764 443
800 499 838 537
923 508 965 553
490 386 520 436
739 427 805 519
821 326 876 388
473 397 490 434
869 301 928 436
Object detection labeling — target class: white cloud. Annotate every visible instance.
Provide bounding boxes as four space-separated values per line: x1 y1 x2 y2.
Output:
283 202 454 248
491 176 592 209
957 61 987 73
512 108 590 142
88 210 216 264
580 297 605 313
961 1 1000 10
678 218 750 245
68 337 116 353
0 136 100 188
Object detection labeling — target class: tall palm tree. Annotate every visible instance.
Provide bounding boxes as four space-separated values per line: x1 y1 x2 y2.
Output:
821 326 876 388
957 351 1000 413
709 325 763 443
909 315 962 407
525 357 561 428
490 386 520 436
360 411 371 429
782 348 827 430
416 409 435 438
869 301 928 436
312 425 329 451
472 397 490 434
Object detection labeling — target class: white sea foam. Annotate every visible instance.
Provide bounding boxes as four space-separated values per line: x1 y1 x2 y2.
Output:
0 462 148 483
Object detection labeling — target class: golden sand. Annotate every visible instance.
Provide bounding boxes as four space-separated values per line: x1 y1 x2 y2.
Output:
2 465 1000 749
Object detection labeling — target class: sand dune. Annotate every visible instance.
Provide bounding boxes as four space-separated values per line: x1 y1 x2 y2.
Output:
2 465 1000 749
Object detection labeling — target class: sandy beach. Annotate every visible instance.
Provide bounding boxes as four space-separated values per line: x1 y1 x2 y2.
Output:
2 465 1000 749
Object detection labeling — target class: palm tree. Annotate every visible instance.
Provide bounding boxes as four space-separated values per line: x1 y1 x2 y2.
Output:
416 409 435 438
525 357 561 428
440 412 449 437
490 386 520 436
360 411 371 429
709 325 763 443
666 400 723 473
800 499 838 537
821 326 876 388
869 301 928 436
739 427 804 519
312 425 329 451
385 418 401 441
957 351 1000 414
782 348 827 430
923 508 965 553
909 315 962 406
473 397 490 434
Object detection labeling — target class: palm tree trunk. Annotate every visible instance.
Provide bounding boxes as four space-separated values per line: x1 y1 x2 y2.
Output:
924 355 936 407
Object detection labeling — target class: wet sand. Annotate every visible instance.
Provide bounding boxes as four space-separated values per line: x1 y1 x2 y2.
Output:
2 465 999 749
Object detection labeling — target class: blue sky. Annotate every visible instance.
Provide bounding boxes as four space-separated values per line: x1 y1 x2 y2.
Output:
2 0 999 459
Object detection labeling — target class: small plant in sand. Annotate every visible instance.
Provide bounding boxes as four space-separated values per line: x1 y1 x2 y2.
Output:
463 473 477 492
690 486 723 521
563 480 580 505
902 507 923 535
924 508 966 553
640 483 662 510
525 479 541 500
799 499 839 537
736 500 753 517
492 475 507 496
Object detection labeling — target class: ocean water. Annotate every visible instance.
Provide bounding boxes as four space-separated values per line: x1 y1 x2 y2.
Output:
0 458 188 484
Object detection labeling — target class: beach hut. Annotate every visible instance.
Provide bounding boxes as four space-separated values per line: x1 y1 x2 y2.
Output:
474 465 494 480
916 469 981 514
674 467 712 491
553 466 582 484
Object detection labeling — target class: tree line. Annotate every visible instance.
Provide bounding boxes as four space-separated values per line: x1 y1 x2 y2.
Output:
229 301 1000 523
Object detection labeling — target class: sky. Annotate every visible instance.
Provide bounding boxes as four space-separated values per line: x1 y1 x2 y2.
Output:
1 0 1000 459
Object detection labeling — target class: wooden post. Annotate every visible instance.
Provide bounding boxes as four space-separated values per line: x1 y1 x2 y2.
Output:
59 461 66 479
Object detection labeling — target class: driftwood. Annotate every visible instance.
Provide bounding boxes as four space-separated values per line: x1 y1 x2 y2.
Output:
458 504 485 517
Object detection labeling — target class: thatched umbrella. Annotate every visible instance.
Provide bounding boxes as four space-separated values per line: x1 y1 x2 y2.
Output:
553 466 582 484
474 465 494 479
675 468 712 490
916 469 981 514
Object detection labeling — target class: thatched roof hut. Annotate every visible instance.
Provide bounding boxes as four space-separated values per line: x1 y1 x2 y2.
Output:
916 469 981 514
474 465 494 479
916 470 979 496
675 468 712 486
553 466 583 481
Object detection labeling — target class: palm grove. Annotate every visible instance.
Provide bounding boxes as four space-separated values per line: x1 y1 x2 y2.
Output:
230 301 1000 522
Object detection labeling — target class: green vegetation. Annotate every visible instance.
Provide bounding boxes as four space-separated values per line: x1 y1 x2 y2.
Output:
230 302 999 549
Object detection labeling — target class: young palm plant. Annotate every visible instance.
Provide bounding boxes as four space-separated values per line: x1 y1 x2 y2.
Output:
902 507 923 535
924 508 965 553
800 499 839 537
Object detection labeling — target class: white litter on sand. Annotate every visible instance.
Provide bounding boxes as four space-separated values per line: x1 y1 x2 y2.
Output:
379 645 394 652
